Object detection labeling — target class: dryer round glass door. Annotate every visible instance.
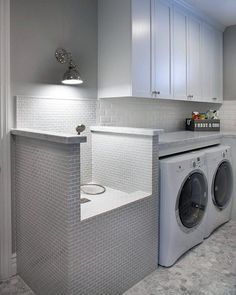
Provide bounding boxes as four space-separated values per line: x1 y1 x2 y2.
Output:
213 161 233 210
177 172 208 229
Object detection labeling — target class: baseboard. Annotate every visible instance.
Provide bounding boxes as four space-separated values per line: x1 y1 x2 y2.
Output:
11 253 17 276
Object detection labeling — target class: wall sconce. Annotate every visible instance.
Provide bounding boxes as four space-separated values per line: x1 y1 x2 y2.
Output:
55 48 83 85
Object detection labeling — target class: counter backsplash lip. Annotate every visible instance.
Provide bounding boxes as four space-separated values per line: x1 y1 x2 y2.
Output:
11 128 87 144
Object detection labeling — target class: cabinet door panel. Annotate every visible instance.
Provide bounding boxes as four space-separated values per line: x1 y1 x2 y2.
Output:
173 8 187 99
187 16 201 101
201 24 214 101
202 25 223 103
152 0 172 98
212 30 223 102
132 0 151 97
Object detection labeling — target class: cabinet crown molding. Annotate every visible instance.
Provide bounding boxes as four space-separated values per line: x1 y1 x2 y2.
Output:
174 0 225 31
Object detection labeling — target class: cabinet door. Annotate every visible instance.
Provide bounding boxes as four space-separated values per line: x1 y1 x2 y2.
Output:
212 30 223 102
201 24 223 103
132 0 151 98
187 16 202 101
201 24 214 102
152 0 172 99
173 7 187 100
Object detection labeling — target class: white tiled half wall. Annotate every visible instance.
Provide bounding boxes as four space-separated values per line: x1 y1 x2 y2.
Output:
13 136 81 295
92 133 153 194
98 98 221 131
220 100 236 131
13 133 159 295
16 96 97 183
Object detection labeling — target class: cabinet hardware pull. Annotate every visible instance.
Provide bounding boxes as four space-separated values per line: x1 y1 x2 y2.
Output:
152 91 160 95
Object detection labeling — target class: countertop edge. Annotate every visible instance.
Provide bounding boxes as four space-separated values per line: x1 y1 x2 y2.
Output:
11 129 87 145
90 126 164 137
158 131 227 157
158 135 223 147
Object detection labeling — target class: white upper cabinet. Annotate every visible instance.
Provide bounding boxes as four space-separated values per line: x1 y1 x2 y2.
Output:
152 0 172 99
132 0 152 98
187 16 202 101
173 6 188 100
201 24 223 102
212 30 223 102
98 0 223 103
98 0 152 99
201 23 214 102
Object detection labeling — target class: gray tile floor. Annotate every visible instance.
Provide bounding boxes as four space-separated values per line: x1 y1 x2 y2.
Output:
0 276 34 295
125 221 236 295
1 221 236 295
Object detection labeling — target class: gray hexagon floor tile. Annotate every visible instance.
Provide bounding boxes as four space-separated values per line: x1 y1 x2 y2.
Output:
125 221 236 295
0 276 35 295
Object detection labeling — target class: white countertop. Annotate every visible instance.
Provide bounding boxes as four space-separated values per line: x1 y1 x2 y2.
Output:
159 131 223 145
158 131 236 157
90 126 164 136
80 186 150 220
222 132 236 138
11 128 87 144
158 131 224 157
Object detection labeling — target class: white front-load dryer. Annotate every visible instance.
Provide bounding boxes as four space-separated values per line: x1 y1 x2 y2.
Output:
204 145 233 239
159 151 208 267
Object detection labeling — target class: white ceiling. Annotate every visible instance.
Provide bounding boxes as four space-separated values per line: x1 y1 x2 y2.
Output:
184 0 236 27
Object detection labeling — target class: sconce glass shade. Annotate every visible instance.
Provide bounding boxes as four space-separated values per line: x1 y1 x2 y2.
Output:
62 66 83 85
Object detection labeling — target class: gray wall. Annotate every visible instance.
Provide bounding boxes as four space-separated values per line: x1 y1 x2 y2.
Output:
11 0 97 99
10 0 98 255
224 25 236 100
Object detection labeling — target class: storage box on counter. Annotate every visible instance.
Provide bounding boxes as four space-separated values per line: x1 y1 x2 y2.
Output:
186 119 220 131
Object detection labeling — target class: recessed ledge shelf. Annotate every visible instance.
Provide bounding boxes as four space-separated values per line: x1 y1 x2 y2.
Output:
81 186 151 220
11 128 87 144
90 126 164 137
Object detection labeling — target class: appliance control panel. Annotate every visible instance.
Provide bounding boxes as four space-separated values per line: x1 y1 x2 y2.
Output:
191 156 202 168
176 156 204 172
222 149 229 159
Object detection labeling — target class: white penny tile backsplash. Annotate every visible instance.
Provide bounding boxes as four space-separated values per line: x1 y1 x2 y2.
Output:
220 100 236 131
16 96 97 183
16 95 224 185
97 98 220 132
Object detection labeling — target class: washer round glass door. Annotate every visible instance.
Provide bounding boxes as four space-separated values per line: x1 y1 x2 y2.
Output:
177 172 208 229
213 161 233 210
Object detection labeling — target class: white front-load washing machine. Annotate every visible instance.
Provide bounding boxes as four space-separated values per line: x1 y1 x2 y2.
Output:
159 150 208 267
204 145 233 239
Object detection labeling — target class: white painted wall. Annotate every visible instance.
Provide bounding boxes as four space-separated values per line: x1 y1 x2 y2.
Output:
0 0 12 280
10 0 98 256
11 0 97 100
